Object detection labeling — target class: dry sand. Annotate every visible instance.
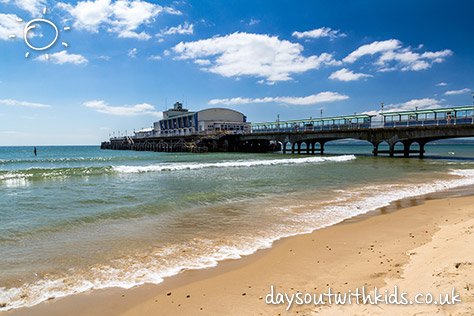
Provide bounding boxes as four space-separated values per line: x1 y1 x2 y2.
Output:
5 195 474 316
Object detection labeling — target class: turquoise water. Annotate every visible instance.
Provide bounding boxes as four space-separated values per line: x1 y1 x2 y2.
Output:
1 145 474 310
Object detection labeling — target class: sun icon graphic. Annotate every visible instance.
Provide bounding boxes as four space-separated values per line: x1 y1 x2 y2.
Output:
9 7 71 59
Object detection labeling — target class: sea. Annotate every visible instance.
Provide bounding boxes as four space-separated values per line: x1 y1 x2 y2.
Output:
1 144 474 311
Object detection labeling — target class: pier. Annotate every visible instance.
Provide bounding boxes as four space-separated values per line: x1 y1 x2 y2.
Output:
101 105 474 158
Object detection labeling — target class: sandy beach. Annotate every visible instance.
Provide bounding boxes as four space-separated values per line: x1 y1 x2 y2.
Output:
4 192 473 316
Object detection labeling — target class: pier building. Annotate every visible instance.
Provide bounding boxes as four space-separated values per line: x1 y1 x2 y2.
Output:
153 102 250 137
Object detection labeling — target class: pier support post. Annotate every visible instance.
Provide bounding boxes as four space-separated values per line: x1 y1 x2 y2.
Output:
419 141 426 158
389 143 395 157
297 142 301 154
306 142 310 154
320 141 325 155
403 141 412 158
283 142 287 154
372 142 379 156
292 142 296 154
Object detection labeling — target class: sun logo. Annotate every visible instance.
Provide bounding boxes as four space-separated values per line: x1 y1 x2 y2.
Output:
9 7 71 59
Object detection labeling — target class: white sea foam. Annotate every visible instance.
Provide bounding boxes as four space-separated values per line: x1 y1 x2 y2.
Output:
0 173 32 187
2 166 474 312
112 155 356 173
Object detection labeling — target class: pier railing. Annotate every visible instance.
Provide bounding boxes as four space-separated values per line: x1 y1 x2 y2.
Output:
250 123 371 133
249 118 474 134
382 117 473 128
250 106 474 134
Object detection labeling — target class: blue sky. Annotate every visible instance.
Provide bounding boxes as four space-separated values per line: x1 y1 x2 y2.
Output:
0 0 473 145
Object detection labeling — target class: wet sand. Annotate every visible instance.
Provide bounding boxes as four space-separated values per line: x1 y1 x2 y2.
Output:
5 195 474 316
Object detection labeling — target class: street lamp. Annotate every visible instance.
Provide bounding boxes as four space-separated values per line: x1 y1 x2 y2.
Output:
472 92 474 123
320 108 323 119
381 102 384 114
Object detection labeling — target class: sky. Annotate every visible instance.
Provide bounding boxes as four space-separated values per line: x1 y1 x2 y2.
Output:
0 0 473 145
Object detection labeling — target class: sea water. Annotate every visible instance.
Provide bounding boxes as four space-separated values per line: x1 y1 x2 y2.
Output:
1 144 474 310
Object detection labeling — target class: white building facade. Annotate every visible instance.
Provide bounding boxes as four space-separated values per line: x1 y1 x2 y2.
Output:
152 102 250 137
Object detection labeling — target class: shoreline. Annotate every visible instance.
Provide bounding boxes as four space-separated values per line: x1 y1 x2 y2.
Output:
4 186 474 316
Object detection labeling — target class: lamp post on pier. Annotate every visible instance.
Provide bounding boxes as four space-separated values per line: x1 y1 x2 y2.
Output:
471 92 474 124
381 103 385 127
472 92 474 123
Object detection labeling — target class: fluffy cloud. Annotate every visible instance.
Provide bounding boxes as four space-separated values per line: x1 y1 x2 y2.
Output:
173 32 341 83
391 98 443 110
35 50 88 65
444 88 470 95
208 92 349 106
194 59 210 65
84 100 162 117
0 98 52 108
292 27 346 40
0 0 46 16
343 39 452 72
329 68 372 82
344 40 402 63
157 21 193 37
436 82 448 86
57 0 181 40
0 13 25 40
365 98 443 116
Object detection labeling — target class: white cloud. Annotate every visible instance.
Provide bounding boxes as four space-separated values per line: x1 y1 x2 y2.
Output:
148 54 161 60
343 39 402 63
0 98 52 108
1 0 46 16
84 100 162 117
363 98 444 116
343 39 452 72
436 82 447 86
157 21 193 37
57 0 181 40
128 47 137 58
444 88 470 95
35 50 88 65
173 32 341 83
329 68 372 82
392 98 443 110
57 0 111 33
194 59 210 65
0 13 24 40
248 18 259 26
208 92 349 106
292 27 346 40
